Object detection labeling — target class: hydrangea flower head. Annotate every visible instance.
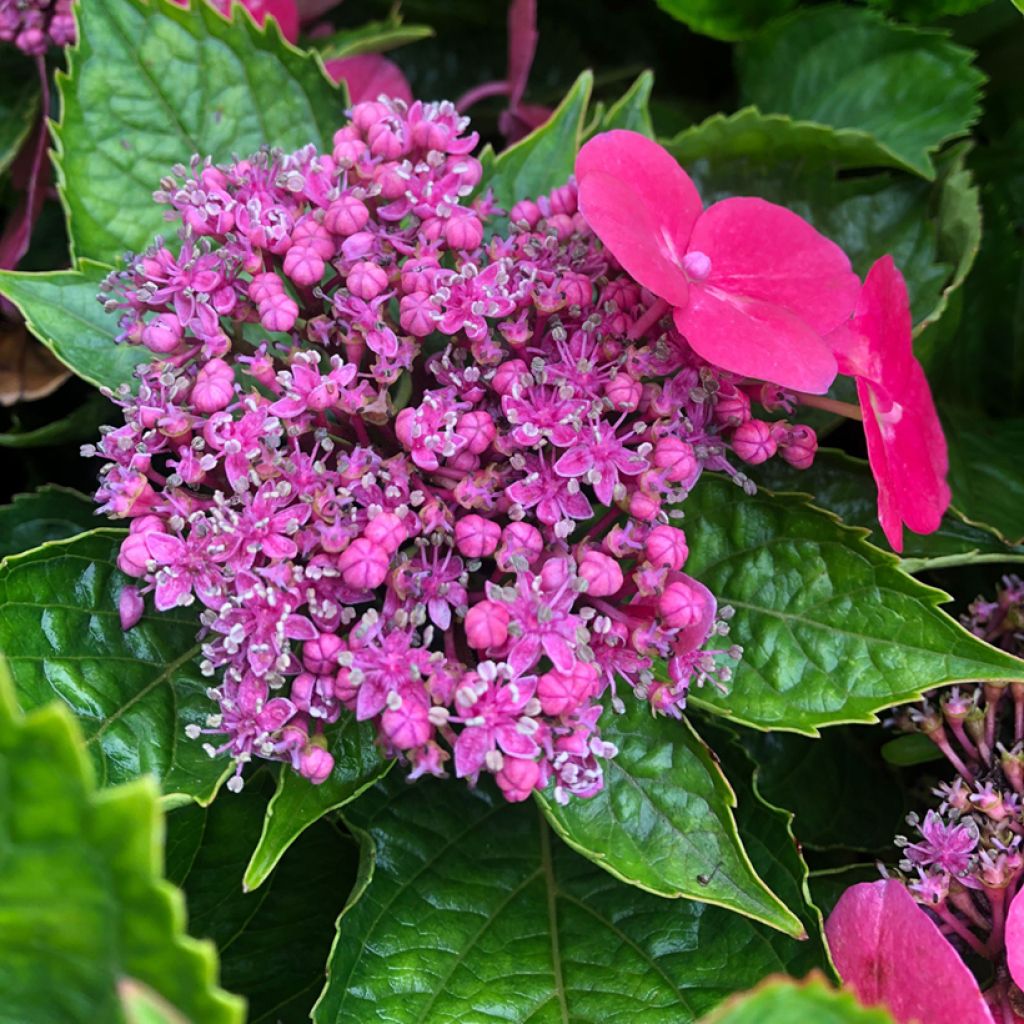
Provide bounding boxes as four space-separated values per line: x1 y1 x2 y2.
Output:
574 129 861 395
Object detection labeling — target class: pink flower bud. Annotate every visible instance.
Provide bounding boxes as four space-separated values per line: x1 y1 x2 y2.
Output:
779 424 818 470
363 512 407 554
248 271 283 304
629 491 660 522
457 410 496 454
604 373 643 412
454 515 501 558
537 662 599 717
324 194 369 237
659 579 707 630
259 291 298 333
713 388 751 428
399 292 435 337
283 244 325 287
141 313 182 353
444 214 483 251
645 525 689 571
464 600 510 649
381 698 433 749
653 437 699 485
119 586 145 631
303 631 344 674
117 534 152 577
367 121 406 160
299 745 334 784
731 419 777 465
548 183 578 216
539 556 572 591
497 522 543 569
332 137 368 166
495 756 541 802
546 213 575 241
290 219 334 258
352 100 391 132
347 260 389 300
577 550 623 597
509 200 541 228
492 359 529 395
337 537 390 590
192 357 235 413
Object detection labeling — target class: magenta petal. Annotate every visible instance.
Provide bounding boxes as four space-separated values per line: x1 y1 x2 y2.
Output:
325 54 413 104
826 880 995 1024
577 172 690 308
1007 887 1024 991
673 287 838 394
553 445 594 478
691 197 860 336
576 130 702 261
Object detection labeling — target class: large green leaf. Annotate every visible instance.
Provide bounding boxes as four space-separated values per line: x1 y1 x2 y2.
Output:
753 448 1024 571
479 70 593 212
666 108 980 327
0 530 227 803
313 764 827 1023
0 62 39 176
55 0 344 265
943 409 1024 545
0 659 243 1024
242 718 390 891
699 975 895 1024
737 5 984 179
654 0 798 42
0 262 149 390
676 477 1024 733
596 71 655 137
0 485 99 560
166 775 359 1024
536 697 802 936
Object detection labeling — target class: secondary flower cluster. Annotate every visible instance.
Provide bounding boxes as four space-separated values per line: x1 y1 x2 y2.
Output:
86 97 842 803
0 0 73 54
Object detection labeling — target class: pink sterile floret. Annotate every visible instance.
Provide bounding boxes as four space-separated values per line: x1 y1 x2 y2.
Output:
575 129 860 395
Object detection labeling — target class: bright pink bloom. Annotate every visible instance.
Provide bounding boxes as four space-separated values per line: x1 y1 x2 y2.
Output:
575 130 859 394
1007 887 1024 991
826 880 995 1024
833 256 950 552
324 54 413 105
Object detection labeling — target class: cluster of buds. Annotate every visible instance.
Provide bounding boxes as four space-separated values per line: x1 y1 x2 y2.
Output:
887 578 1024 1017
0 0 73 54
88 97 822 803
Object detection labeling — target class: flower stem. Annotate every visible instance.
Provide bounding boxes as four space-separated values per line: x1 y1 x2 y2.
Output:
793 392 864 421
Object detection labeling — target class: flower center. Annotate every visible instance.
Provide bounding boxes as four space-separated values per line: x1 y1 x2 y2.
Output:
682 250 711 281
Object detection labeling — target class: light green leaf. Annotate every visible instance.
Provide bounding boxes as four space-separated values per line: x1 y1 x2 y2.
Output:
316 19 435 60
698 975 896 1024
119 981 193 1024
666 108 979 326
0 62 39 176
0 392 112 449
166 774 360 1024
0 530 228 803
676 477 1024 733
55 0 344 265
536 697 802 936
737 5 985 179
481 70 593 211
596 70 655 137
881 732 944 767
314 762 826 1023
0 658 243 1024
654 0 798 42
0 485 99 561
242 718 390 891
0 262 149 390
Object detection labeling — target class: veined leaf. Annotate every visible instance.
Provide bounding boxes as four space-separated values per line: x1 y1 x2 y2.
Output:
0 485 99 561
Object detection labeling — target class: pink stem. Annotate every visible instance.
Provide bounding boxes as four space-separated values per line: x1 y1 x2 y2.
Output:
793 392 864 421
455 80 512 112
934 906 991 959
627 298 671 341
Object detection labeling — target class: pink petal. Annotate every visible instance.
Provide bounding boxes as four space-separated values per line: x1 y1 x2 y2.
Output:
826 879 995 1024
324 54 413 104
848 254 915 387
576 130 702 262
690 197 860 337
1008 887 1024 992
506 0 538 109
672 286 838 394
577 172 690 308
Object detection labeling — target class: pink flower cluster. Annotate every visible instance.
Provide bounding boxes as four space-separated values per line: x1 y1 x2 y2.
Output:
87 97 837 803
0 0 73 54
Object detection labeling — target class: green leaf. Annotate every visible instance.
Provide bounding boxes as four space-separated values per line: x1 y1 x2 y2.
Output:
316 18 435 60
0 262 150 390
654 0 798 42
0 485 99 560
865 0 994 24
943 409 1024 546
0 392 112 449
536 697 802 936
881 732 944 767
0 61 39 176
314 763 826 1023
698 975 895 1024
665 108 976 325
675 476 1024 733
481 70 593 211
0 530 227 803
0 658 244 1024
737 5 985 179
596 71 655 137
743 726 907 852
55 0 344 265
119 981 193 1024
242 718 390 891
166 775 360 1024
753 448 1024 570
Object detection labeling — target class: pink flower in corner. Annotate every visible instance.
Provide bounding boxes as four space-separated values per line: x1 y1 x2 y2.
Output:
171 0 300 43
826 879 996 1024
575 129 860 395
324 53 413 104
1006 887 1024 994
831 255 950 552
